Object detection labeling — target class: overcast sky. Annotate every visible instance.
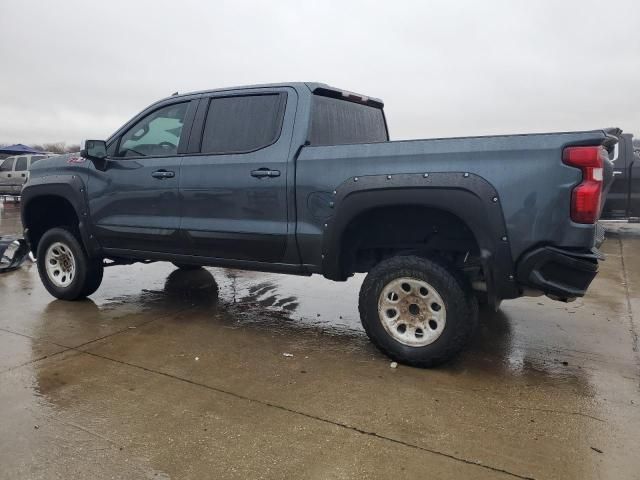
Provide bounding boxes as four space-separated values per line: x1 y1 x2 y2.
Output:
0 0 638 144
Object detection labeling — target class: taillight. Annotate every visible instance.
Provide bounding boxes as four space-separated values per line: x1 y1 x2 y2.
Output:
562 146 605 224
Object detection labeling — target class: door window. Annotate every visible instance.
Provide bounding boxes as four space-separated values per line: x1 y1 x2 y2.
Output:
117 102 188 157
0 158 15 171
15 157 28 171
200 94 285 154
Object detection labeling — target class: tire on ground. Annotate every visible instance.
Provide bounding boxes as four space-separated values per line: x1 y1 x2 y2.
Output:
358 255 477 368
36 227 104 301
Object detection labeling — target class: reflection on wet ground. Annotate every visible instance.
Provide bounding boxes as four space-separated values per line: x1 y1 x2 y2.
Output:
0 201 639 479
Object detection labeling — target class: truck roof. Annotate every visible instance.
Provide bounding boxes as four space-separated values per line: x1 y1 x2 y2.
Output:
166 82 384 108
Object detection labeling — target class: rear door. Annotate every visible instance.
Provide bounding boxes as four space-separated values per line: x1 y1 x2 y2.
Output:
13 156 30 185
179 89 294 262
88 100 196 254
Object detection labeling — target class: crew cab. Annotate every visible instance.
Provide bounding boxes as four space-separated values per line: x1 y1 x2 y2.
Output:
21 82 617 367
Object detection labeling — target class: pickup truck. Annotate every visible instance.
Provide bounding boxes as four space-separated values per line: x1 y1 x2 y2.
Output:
601 133 639 221
20 82 617 367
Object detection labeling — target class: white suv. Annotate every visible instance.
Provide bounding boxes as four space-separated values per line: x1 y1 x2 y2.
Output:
0 154 50 195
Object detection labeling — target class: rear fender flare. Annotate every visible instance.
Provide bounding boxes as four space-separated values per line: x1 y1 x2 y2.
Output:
321 172 519 303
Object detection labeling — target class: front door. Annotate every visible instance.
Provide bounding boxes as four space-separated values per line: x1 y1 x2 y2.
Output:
88 100 194 254
180 90 294 262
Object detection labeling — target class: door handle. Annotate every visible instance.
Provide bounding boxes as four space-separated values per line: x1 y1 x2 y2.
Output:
7 174 11 178
151 170 175 179
613 171 623 176
251 168 281 178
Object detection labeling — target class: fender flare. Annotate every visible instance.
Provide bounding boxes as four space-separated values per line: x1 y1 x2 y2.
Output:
321 172 519 303
20 175 100 257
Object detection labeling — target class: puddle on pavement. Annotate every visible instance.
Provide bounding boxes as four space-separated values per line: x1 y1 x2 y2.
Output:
2 197 633 390
66 262 600 387
3 202 639 479
0 246 604 387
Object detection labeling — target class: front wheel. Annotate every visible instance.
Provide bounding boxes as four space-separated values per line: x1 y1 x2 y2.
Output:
359 255 477 368
37 227 103 300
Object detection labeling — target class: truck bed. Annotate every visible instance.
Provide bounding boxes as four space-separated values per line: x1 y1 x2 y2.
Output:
296 129 614 265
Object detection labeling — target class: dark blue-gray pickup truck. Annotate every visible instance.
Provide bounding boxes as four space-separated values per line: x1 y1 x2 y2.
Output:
20 82 618 367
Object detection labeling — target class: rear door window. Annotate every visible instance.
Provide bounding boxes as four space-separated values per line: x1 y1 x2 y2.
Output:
15 157 28 171
200 94 286 154
310 95 388 146
0 158 15 171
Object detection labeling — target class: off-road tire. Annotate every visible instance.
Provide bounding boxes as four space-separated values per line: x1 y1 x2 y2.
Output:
37 227 104 300
80 260 104 297
359 255 477 368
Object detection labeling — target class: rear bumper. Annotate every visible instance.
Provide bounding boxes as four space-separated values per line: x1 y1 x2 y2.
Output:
516 246 602 300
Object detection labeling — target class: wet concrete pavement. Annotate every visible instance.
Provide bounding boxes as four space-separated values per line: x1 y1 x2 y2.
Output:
0 200 638 479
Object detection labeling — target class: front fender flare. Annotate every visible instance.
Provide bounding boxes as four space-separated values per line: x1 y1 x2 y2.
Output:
20 175 100 257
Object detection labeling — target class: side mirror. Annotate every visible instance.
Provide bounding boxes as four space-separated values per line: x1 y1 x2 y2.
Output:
80 140 108 161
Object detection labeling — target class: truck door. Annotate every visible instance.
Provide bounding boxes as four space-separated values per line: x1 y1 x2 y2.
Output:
88 100 196 254
602 134 632 219
14 156 28 183
179 89 295 262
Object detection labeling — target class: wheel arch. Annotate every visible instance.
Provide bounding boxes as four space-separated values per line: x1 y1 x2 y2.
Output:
21 177 100 258
321 173 519 305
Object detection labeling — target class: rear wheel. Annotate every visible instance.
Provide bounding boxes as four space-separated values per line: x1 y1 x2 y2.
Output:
359 255 477 367
37 227 103 300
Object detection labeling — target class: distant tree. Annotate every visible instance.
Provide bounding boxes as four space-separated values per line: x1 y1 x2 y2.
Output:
28 142 79 154
0 142 80 155
65 144 80 153
41 142 67 154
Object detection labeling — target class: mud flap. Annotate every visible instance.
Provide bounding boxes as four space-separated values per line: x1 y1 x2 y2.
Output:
0 236 30 273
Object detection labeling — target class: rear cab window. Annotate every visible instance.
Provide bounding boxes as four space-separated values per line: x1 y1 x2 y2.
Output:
309 93 388 146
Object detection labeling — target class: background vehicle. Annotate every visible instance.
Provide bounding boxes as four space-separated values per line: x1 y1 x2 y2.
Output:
20 82 617 367
0 154 50 195
601 133 639 221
